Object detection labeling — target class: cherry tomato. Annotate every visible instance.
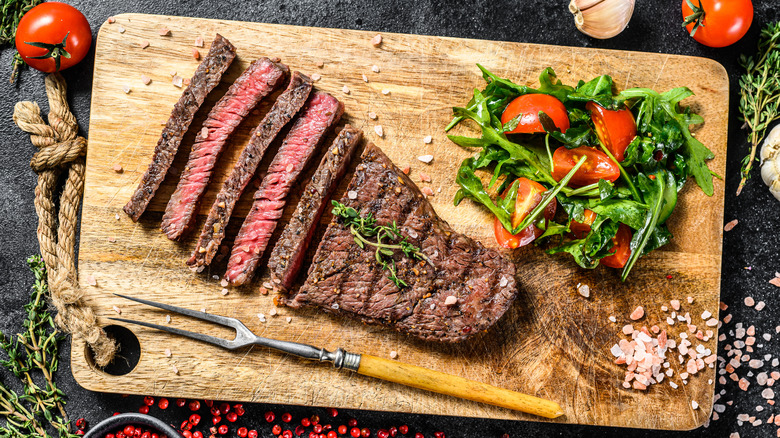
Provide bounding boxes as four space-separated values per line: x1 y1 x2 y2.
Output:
569 209 597 239
501 94 570 134
587 102 636 163
552 146 620 187
682 0 753 48
601 224 632 268
493 178 556 249
15 2 92 73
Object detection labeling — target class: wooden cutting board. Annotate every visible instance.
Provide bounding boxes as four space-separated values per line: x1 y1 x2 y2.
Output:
73 13 729 430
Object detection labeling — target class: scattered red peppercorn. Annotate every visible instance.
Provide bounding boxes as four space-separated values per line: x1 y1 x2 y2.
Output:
204 400 214 407
75 418 87 430
141 432 151 438
138 405 149 414
323 424 332 432
319 435 326 438
309 432 317 438
414 434 423 438
176 398 186 408
327 408 338 417
360 428 370 438
234 404 244 415
219 402 231 415
189 414 201 426
226 412 238 423
282 413 292 423
75 431 84 436
501 434 510 438
158 398 169 410
311 415 320 425
265 411 276 423
378 430 389 438
398 426 408 435
218 424 228 435
113 412 122 417
313 424 323 433
434 433 445 438
389 427 397 437
294 425 305 436
666 274 673 279
327 432 337 438
181 420 192 431
236 427 248 438
151 434 159 438
348 419 357 427
182 431 193 438
188 400 201 411
301 418 311 427
143 396 154 406
193 432 203 438
115 433 125 438
272 425 283 435
212 415 222 425
350 428 361 438
283 431 293 438
210 406 221 416
106 434 116 438
248 430 258 438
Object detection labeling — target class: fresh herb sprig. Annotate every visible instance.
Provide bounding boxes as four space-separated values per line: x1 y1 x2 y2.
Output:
0 255 77 438
332 201 430 288
0 0 44 83
737 21 780 196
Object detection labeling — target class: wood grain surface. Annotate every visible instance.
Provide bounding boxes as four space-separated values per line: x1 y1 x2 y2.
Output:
73 13 729 430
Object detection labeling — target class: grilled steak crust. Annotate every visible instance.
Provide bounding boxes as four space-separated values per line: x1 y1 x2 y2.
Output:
161 58 288 240
225 92 344 286
268 125 362 290
286 143 518 343
123 34 236 222
187 72 313 269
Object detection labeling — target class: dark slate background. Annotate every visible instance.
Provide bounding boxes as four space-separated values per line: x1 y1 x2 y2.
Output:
1 1 779 437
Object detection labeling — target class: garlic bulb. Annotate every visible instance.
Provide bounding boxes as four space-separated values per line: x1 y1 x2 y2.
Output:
569 0 635 39
760 124 780 201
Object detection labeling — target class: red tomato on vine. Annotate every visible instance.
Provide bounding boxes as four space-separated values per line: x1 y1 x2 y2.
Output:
15 2 92 73
681 0 753 48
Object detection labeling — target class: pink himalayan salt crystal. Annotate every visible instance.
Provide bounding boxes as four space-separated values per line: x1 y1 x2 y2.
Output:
371 34 382 47
629 306 644 321
670 299 681 311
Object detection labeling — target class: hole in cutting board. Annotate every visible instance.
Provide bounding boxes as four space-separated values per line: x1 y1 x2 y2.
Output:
85 325 141 376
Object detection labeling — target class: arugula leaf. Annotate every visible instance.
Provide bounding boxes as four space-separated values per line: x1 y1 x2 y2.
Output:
547 218 620 269
538 67 575 101
590 199 648 230
621 172 667 280
454 157 517 231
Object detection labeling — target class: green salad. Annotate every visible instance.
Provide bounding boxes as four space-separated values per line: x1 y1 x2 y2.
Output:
446 65 717 280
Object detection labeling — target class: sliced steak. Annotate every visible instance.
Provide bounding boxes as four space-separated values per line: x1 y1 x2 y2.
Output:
187 72 313 269
268 125 362 290
161 58 288 240
286 143 518 343
224 92 344 286
124 34 236 222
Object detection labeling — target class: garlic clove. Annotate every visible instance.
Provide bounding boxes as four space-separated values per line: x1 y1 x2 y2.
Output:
569 0 635 39
760 124 780 201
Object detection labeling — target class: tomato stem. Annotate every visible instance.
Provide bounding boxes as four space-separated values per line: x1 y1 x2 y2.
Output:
24 31 71 72
682 0 706 37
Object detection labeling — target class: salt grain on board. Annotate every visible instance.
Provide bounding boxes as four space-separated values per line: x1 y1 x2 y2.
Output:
342 85 350 94
419 172 432 183
423 135 432 144
371 65 380 73
421 187 435 197
311 73 321 81
194 37 204 47
164 348 171 357
117 25 125 34
122 85 131 94
417 155 434 164
374 125 383 137
362 74 368 83
141 75 151 85
381 89 390 95
629 306 644 320
112 306 122 315
172 76 183 88
368 112 377 120
107 16 116 23
371 34 382 46
577 284 590 298
390 350 398 359
192 49 200 60
112 164 123 173
140 40 150 49
159 27 171 36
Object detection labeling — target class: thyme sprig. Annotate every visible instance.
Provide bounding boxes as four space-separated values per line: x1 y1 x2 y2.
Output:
332 200 430 288
0 0 44 83
0 256 77 438
737 21 780 196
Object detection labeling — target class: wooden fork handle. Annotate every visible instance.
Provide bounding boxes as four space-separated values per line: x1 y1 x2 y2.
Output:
356 354 563 419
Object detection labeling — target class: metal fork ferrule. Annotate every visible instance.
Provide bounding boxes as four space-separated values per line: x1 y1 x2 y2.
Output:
320 348 361 372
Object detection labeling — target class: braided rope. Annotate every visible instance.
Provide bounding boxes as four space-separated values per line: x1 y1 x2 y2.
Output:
13 73 116 367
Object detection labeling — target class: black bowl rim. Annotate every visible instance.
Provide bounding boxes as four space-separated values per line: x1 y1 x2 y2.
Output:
83 412 182 438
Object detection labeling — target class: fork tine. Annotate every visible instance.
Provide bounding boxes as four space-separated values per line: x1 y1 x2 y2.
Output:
108 317 235 350
113 293 238 328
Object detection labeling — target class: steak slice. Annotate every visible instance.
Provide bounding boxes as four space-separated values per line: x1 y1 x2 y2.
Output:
224 92 344 286
123 34 236 222
268 125 362 290
187 72 313 269
286 143 518 343
161 58 288 240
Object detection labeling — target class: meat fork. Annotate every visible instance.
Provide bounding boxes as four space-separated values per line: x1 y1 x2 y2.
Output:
109 294 563 419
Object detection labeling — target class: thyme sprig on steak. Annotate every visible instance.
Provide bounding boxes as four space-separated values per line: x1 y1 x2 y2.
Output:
331 200 430 288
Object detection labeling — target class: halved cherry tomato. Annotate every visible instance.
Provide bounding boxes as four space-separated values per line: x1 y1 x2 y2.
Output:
682 0 753 48
587 102 636 163
570 209 597 239
552 146 620 187
601 224 632 268
493 178 556 249
501 94 570 134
